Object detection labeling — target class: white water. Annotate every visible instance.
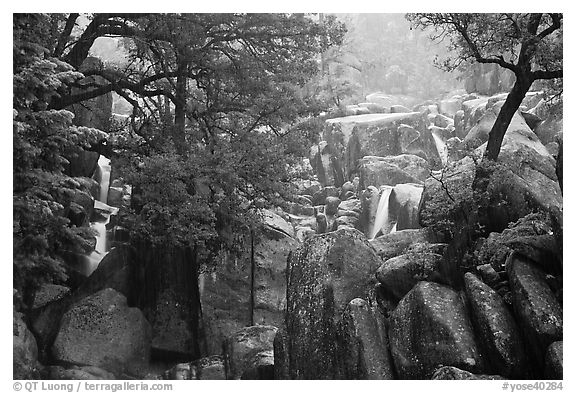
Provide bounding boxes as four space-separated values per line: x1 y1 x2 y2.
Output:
98 156 112 204
431 130 448 167
370 186 393 240
84 155 114 276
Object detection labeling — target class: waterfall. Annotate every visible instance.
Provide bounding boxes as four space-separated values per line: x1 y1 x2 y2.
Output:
84 155 117 276
98 156 112 203
431 129 448 167
370 186 393 240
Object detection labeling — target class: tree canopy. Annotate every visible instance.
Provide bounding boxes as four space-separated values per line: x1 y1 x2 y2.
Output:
407 13 562 160
13 13 345 304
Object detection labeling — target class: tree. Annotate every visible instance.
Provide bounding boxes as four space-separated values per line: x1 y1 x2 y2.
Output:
13 13 346 295
13 14 106 306
407 13 562 161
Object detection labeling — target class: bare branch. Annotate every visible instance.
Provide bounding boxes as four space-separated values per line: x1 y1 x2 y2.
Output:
53 13 79 58
531 69 563 80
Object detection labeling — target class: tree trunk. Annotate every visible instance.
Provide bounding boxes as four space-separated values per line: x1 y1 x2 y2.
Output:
470 73 532 237
172 57 188 155
484 76 532 161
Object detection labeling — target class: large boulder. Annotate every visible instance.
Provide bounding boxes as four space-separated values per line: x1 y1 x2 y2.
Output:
285 228 381 379
31 246 140 360
369 228 436 260
339 298 395 379
534 112 562 146
506 253 562 373
201 220 298 355
65 150 100 178
358 155 428 190
389 183 423 231
52 288 151 377
224 325 277 380
463 106 499 148
464 273 526 378
376 252 445 300
476 212 561 273
340 112 436 177
253 226 299 326
389 281 484 379
14 311 41 379
31 284 70 310
161 356 226 380
129 243 202 360
432 366 504 380
46 365 116 380
439 96 464 117
545 341 563 380
420 112 562 234
310 139 345 187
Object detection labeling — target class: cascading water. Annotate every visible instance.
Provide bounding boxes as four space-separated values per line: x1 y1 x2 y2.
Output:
431 129 448 167
370 185 393 240
84 156 117 276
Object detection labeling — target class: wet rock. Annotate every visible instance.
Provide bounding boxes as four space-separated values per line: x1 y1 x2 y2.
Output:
434 113 454 128
420 113 562 234
464 273 526 378
376 253 445 300
390 104 411 113
52 288 151 377
65 150 100 178
310 140 345 187
32 284 70 310
545 341 563 380
506 253 562 373
14 311 41 379
224 325 277 380
476 264 500 285
325 196 341 216
476 212 560 273
261 209 295 238
300 180 322 197
253 226 299 326
340 181 356 199
78 245 140 303
439 97 463 117
342 112 435 176
46 365 116 380
432 366 504 380
359 154 429 189
285 228 381 379
389 183 423 231
162 356 226 380
273 329 289 380
389 281 484 379
339 298 395 379
68 202 89 227
464 107 498 148
534 112 562 146
369 228 436 261
311 186 339 206
201 222 297 355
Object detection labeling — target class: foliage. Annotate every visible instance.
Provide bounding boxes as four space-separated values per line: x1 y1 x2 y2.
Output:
44 13 346 258
406 13 562 75
13 14 107 306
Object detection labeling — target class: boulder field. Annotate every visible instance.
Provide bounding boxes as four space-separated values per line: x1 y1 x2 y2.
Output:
15 91 562 380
